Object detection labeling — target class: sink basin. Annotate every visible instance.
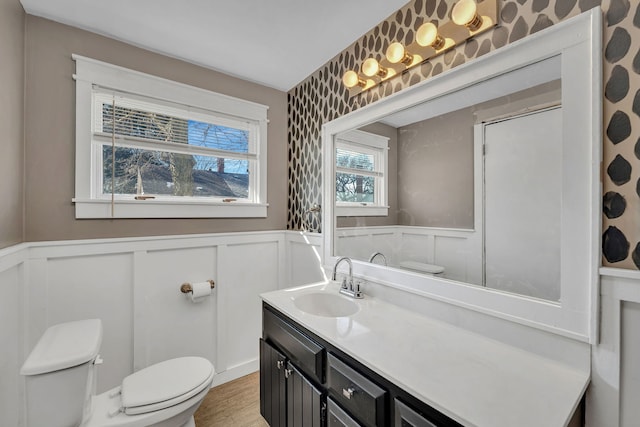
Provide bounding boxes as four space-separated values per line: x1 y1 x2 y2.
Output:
293 292 360 317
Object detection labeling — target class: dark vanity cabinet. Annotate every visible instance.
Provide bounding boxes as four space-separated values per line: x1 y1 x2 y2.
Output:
261 306 326 427
260 339 325 427
260 339 287 427
261 303 461 427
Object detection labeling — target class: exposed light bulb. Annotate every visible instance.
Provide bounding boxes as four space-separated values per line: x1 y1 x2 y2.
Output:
362 58 388 78
342 70 366 88
416 22 446 50
386 42 414 65
452 0 483 31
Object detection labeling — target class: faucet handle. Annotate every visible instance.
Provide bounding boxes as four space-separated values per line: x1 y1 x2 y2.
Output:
341 277 349 289
353 281 363 299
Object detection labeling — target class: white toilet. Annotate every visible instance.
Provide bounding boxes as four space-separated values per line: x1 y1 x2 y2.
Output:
21 319 214 427
399 260 445 275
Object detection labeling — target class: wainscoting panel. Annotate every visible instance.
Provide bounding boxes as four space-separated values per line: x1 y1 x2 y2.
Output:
285 232 325 287
0 245 26 427
433 235 478 284
588 268 640 427
222 240 280 371
43 252 135 391
137 246 218 370
620 301 640 426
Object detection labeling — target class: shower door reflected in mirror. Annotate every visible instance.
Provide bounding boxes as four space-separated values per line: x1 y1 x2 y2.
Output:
483 107 562 301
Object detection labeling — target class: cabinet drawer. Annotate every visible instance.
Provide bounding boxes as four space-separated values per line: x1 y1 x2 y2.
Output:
263 308 325 383
394 398 438 427
327 353 387 427
328 398 362 427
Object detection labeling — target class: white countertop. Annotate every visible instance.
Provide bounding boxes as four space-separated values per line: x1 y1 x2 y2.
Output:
261 281 589 427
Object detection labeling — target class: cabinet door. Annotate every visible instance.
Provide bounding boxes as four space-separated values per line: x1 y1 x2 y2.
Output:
394 399 437 427
327 398 363 427
261 339 287 427
286 362 325 427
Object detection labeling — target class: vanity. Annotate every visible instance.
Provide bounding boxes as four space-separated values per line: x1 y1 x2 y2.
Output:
261 8 601 427
260 281 588 426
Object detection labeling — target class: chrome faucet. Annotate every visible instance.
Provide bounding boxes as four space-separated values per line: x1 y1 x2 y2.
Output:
368 252 387 266
332 257 363 299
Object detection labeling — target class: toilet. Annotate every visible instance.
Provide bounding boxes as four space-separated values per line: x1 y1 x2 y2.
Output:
398 260 445 275
20 319 214 427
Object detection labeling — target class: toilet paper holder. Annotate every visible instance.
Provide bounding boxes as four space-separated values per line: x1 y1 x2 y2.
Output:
180 280 215 294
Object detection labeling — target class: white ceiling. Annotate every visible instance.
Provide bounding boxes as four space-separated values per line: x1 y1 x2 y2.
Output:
20 0 410 91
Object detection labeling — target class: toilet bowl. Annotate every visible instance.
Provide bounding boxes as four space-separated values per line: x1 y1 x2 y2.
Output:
21 319 214 427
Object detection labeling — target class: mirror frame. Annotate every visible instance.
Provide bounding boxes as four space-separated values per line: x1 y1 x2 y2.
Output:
322 9 602 343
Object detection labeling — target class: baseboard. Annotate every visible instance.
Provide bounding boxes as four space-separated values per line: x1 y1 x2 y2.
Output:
210 359 259 388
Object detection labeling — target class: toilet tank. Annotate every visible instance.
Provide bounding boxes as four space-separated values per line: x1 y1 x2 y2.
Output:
21 319 103 427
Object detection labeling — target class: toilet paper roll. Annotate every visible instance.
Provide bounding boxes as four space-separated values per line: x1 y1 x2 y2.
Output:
189 281 212 303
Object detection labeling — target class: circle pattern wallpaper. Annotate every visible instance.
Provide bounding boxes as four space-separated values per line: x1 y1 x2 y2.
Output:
287 0 640 270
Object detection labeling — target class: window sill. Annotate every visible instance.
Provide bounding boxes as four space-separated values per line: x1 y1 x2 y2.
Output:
335 205 389 217
73 198 268 219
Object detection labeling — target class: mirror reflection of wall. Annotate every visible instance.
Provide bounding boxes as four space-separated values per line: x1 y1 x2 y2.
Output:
335 79 562 299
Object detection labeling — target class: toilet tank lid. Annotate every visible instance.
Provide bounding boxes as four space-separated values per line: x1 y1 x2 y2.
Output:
21 319 103 376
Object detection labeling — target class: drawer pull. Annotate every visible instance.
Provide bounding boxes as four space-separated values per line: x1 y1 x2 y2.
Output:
276 360 284 370
285 368 293 379
342 387 355 399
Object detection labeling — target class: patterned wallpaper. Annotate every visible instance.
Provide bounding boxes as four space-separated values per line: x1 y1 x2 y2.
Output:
287 0 640 270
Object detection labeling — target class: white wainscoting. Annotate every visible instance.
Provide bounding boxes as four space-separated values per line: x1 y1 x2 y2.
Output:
0 231 323 427
4 232 639 427
0 244 28 427
588 268 640 427
336 226 480 283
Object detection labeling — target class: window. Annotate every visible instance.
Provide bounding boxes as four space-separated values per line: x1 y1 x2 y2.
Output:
334 130 389 216
73 55 268 218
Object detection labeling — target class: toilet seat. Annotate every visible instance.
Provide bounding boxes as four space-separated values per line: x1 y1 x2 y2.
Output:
121 357 214 415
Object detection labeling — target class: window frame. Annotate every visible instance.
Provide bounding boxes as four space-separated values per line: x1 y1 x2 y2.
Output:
73 54 269 219
334 130 389 217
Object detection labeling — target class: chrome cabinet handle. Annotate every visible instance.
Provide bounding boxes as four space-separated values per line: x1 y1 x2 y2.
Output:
276 360 284 370
342 387 355 399
285 368 293 379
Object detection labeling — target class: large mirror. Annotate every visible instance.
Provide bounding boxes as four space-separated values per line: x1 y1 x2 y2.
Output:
335 77 562 301
323 10 601 342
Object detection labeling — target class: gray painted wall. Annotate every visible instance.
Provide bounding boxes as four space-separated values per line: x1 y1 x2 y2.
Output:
0 0 25 248
23 16 288 241
398 108 475 229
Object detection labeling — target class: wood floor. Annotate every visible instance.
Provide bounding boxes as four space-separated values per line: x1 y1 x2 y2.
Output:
195 372 269 427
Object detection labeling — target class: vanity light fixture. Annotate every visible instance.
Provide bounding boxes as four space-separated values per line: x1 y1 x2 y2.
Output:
451 0 483 31
342 0 497 97
342 70 367 89
386 42 414 65
416 22 446 50
362 58 388 78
